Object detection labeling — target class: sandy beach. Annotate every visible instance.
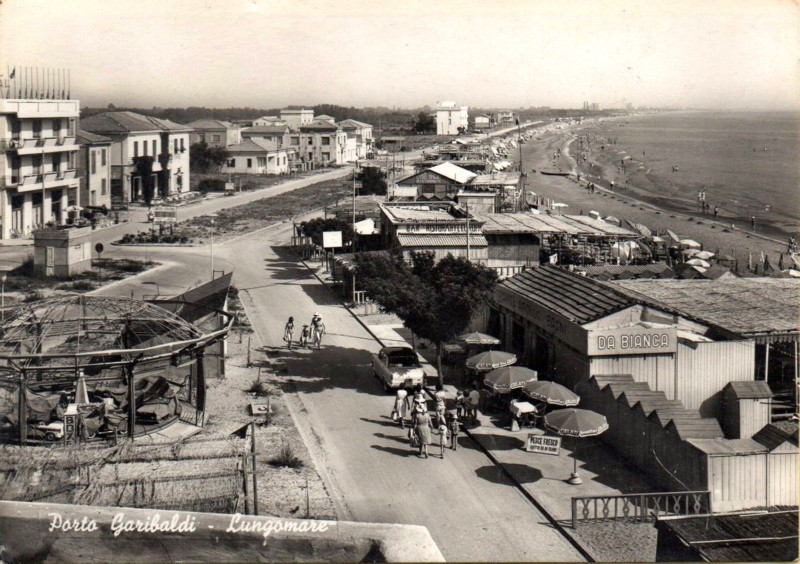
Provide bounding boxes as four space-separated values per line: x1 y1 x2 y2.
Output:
516 120 794 272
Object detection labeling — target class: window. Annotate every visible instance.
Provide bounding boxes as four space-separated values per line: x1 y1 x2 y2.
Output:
321 137 330 146
101 178 107 195
32 120 42 138
322 152 330 161
291 136 299 145
101 149 106 166
52 119 62 136
212 134 221 143
91 151 97 174
134 141 139 157
143 141 148 156
152 140 157 156
257 157 266 167
180 138 185 151
247 158 252 168
174 139 178 154
227 159 235 168
307 138 313 145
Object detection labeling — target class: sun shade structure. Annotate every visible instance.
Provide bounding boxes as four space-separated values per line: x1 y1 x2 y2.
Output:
457 332 501 345
483 366 537 393
544 408 609 438
523 381 580 406
0 295 233 445
465 350 517 371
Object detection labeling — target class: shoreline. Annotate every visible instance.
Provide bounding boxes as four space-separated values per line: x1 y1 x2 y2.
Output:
518 121 795 270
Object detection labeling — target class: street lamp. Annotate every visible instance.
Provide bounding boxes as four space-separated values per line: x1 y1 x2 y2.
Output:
0 271 6 322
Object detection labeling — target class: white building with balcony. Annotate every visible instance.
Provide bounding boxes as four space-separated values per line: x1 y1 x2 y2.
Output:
81 112 192 205
0 99 81 240
436 101 469 136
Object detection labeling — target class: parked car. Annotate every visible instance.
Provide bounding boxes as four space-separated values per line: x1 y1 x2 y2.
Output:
371 346 425 392
30 421 64 442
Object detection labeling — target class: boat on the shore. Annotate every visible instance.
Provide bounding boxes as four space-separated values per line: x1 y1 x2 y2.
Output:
539 169 571 177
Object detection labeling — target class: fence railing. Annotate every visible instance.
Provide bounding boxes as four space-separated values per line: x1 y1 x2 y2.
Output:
571 490 710 528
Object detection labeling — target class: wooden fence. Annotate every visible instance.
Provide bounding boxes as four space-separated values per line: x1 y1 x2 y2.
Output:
571 490 711 528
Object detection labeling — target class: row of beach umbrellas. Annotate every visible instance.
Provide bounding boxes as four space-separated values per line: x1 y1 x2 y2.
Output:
459 335 609 485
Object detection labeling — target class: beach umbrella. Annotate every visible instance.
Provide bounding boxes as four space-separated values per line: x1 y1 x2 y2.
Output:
764 254 773 272
680 239 701 249
695 251 715 260
682 248 700 257
748 252 753 272
457 332 501 346
75 371 90 405
544 408 609 485
691 266 708 274
666 229 681 243
604 216 620 225
483 366 538 393
686 258 711 268
523 381 580 406
465 350 517 371
779 253 785 271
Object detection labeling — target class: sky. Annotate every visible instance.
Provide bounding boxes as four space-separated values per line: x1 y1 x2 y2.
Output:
1 0 798 111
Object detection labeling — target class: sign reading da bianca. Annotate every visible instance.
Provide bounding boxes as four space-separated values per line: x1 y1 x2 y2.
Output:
586 326 677 356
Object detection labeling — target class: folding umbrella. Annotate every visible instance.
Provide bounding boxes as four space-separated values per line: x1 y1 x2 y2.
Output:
457 332 501 346
680 239 701 249
685 258 711 268
483 366 538 393
465 350 517 371
523 381 580 406
544 408 609 485
694 251 715 260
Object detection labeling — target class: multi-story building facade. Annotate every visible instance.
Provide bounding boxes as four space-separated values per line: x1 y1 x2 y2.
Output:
240 125 290 148
0 98 81 240
186 119 241 148
225 139 289 175
436 101 469 135
338 119 373 160
495 110 516 126
251 115 286 127
279 109 314 130
77 130 112 209
297 119 348 166
81 112 192 204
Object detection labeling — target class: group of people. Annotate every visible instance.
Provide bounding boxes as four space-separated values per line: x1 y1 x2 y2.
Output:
392 384 465 459
283 313 325 349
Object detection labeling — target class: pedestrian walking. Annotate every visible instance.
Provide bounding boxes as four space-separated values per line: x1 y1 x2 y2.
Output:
414 409 432 458
455 389 466 418
467 385 481 425
751 216 756 232
433 384 447 428
713 206 719 219
392 388 410 429
438 421 449 458
447 411 460 451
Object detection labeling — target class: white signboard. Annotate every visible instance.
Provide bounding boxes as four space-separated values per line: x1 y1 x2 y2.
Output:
322 231 343 249
152 206 178 224
587 326 677 356
225 182 235 191
526 434 562 456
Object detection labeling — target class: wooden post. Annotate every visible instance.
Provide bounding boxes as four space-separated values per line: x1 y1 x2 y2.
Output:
242 452 250 515
305 474 310 518
246 336 252 368
250 421 258 516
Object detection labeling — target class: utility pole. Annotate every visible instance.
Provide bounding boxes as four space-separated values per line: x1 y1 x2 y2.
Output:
352 163 357 253
466 198 470 261
517 117 526 212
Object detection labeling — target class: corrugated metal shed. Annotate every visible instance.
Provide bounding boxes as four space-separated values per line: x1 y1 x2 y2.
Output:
469 173 522 186
428 162 477 185
497 266 636 324
611 278 800 341
475 213 584 235
687 438 768 455
578 264 676 279
397 234 488 248
655 509 799 562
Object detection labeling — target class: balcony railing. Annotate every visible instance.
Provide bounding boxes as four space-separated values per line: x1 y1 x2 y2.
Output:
58 169 77 181
571 491 711 528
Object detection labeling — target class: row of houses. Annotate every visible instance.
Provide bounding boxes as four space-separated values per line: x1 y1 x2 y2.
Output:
186 109 374 174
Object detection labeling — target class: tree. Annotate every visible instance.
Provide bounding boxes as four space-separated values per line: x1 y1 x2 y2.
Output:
357 166 387 196
353 251 498 385
190 141 230 173
299 217 354 247
414 112 435 134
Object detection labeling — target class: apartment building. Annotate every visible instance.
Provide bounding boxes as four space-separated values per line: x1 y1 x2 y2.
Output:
0 98 81 240
338 119 373 160
240 124 290 148
225 139 289 175
77 130 112 209
297 119 348 166
186 119 241 148
252 115 286 127
81 111 192 204
279 109 314 129
436 101 469 135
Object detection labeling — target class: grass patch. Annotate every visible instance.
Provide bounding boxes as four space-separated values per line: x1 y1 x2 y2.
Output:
269 442 304 469
247 379 272 397
57 280 97 292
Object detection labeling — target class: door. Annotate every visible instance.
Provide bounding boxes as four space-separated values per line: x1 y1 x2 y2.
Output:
46 247 54 276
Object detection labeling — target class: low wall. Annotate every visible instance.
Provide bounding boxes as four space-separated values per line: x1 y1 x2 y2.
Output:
0 501 444 563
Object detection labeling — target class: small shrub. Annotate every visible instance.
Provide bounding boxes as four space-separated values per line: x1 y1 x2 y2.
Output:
247 379 271 397
57 280 96 292
198 179 226 192
269 443 303 469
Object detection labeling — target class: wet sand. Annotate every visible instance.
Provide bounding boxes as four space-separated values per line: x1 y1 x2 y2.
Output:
514 122 794 272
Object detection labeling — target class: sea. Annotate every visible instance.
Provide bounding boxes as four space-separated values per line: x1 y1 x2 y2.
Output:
575 110 800 236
